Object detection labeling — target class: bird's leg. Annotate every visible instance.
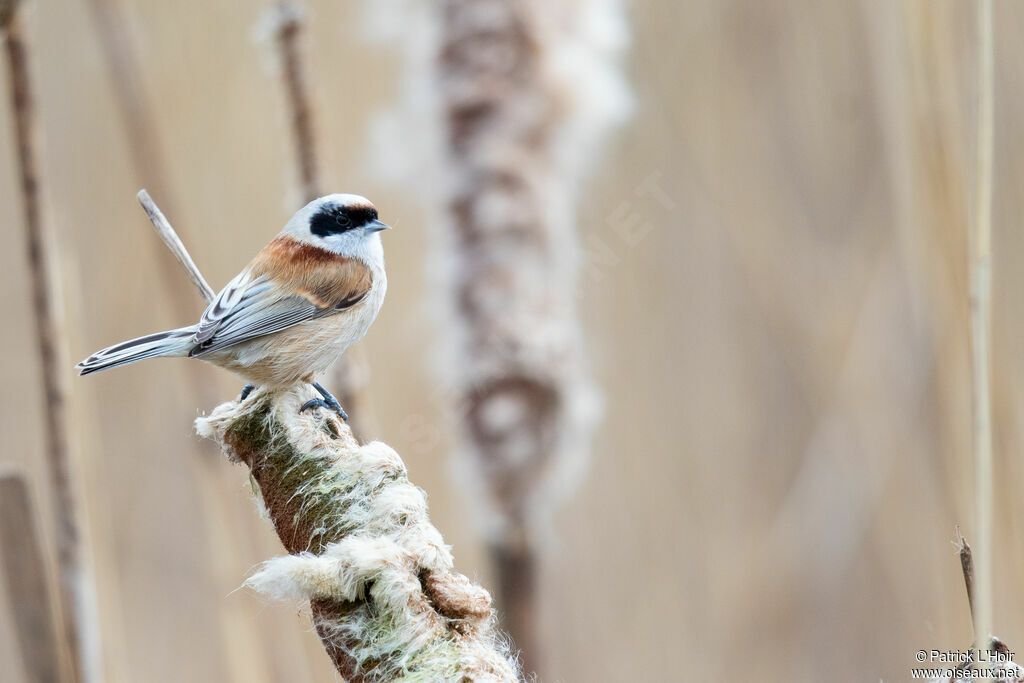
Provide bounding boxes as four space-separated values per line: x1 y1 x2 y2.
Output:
314 383 349 420
299 382 349 421
239 384 256 401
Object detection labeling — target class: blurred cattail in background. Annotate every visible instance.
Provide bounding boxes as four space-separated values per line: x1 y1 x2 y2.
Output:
364 0 630 672
434 0 630 672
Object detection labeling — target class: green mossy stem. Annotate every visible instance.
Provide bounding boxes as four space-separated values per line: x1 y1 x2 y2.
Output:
196 387 519 682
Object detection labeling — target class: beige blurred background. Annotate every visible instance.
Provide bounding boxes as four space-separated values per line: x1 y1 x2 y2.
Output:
2 0 1022 681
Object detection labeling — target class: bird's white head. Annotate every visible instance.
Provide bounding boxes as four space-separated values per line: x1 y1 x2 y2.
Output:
284 193 389 267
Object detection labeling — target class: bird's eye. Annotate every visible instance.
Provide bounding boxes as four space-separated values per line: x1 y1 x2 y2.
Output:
335 214 352 229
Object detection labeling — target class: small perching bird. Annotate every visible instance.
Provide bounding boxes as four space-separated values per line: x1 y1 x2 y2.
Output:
77 194 389 419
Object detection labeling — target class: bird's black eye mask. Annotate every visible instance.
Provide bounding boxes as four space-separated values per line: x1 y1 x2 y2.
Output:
311 204 379 237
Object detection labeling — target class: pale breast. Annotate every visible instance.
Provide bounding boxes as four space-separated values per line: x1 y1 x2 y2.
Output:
205 270 386 387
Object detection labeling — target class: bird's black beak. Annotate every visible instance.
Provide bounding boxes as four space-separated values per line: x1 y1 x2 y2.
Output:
365 219 390 233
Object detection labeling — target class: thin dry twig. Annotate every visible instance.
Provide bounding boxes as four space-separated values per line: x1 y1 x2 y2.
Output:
956 527 975 623
4 12 90 683
136 189 215 303
969 0 994 652
941 532 1022 682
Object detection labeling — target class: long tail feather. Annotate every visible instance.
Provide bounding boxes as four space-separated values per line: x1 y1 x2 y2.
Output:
77 326 196 375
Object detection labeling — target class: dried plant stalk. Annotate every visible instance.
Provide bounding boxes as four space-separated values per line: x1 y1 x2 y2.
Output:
932 536 1019 683
196 388 519 682
956 528 975 622
4 12 95 683
137 189 215 303
969 0 994 652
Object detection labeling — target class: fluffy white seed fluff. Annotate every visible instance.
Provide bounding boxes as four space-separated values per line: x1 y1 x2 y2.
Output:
196 387 519 682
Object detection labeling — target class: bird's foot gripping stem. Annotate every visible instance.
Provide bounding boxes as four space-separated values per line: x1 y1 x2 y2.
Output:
300 382 349 421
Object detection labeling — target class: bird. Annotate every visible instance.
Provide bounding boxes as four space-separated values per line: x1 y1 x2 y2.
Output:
76 193 389 419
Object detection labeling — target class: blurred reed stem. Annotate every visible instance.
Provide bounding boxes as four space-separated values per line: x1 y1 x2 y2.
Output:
956 528 975 621
0 470 65 683
273 1 319 205
969 0 994 652
267 0 370 435
489 537 536 670
3 8 92 682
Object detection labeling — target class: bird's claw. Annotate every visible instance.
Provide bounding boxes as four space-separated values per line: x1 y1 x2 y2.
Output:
301 384 349 421
300 398 330 413
299 399 349 421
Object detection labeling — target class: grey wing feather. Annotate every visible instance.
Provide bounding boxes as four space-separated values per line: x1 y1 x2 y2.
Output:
188 274 335 358
194 271 270 344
